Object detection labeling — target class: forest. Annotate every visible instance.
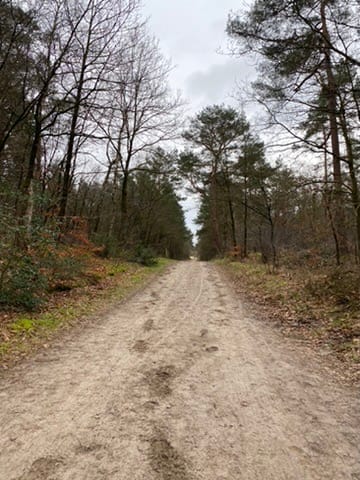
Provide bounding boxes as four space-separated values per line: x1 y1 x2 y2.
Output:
0 0 360 480
0 0 191 311
0 0 359 325
188 1 360 267
1 3 359 477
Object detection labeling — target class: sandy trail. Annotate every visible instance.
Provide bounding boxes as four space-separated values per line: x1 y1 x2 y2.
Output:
0 261 359 479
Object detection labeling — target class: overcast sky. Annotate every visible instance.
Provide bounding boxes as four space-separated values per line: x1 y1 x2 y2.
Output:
142 0 256 237
143 0 255 113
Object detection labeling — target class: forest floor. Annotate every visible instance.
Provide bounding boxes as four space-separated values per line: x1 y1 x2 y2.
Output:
1 260 359 479
219 257 360 385
0 256 171 369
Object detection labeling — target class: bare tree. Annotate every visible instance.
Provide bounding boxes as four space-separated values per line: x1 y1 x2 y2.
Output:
58 0 140 218
97 24 183 242
16 0 92 227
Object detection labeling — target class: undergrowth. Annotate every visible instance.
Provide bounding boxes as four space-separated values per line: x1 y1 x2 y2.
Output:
0 256 171 367
219 255 360 371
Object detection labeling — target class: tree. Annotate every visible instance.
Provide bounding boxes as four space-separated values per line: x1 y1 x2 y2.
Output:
58 0 140 218
0 0 188 264
97 24 183 243
15 0 94 228
131 169 191 259
69 148 191 259
227 0 360 263
181 105 249 254
0 1 38 155
0 1 38 217
234 133 267 258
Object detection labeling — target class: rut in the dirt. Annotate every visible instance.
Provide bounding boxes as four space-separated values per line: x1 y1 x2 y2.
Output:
0 261 359 480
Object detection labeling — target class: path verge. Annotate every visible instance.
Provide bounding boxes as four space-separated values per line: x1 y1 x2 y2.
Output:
0 258 172 370
218 258 360 384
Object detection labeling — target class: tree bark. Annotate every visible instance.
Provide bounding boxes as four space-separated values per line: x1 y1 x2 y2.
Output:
243 177 248 258
338 104 360 263
210 167 222 255
19 94 44 228
320 0 345 262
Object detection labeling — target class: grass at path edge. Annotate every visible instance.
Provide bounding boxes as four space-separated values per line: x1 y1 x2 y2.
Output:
0 258 172 369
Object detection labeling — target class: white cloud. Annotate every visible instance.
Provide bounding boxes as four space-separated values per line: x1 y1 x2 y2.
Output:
186 59 254 107
141 0 255 234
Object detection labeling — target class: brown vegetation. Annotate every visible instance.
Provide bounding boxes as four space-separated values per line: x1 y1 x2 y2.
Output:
220 255 360 383
0 242 171 369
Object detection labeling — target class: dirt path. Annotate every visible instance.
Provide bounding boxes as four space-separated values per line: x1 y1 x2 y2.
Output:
0 261 359 479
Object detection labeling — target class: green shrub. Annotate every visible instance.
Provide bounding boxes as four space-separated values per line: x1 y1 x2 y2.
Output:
132 245 158 266
0 255 47 310
44 253 86 291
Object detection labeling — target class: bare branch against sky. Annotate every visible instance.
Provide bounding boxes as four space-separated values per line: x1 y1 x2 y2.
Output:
143 1 256 234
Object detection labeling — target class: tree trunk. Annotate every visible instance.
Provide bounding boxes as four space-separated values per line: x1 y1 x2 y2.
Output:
243 178 248 258
19 96 44 228
323 129 341 265
339 105 360 263
93 160 114 234
320 0 345 262
228 196 237 249
58 4 96 219
108 166 120 242
268 211 277 269
223 171 237 248
120 170 129 241
210 172 222 255
58 67 86 219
